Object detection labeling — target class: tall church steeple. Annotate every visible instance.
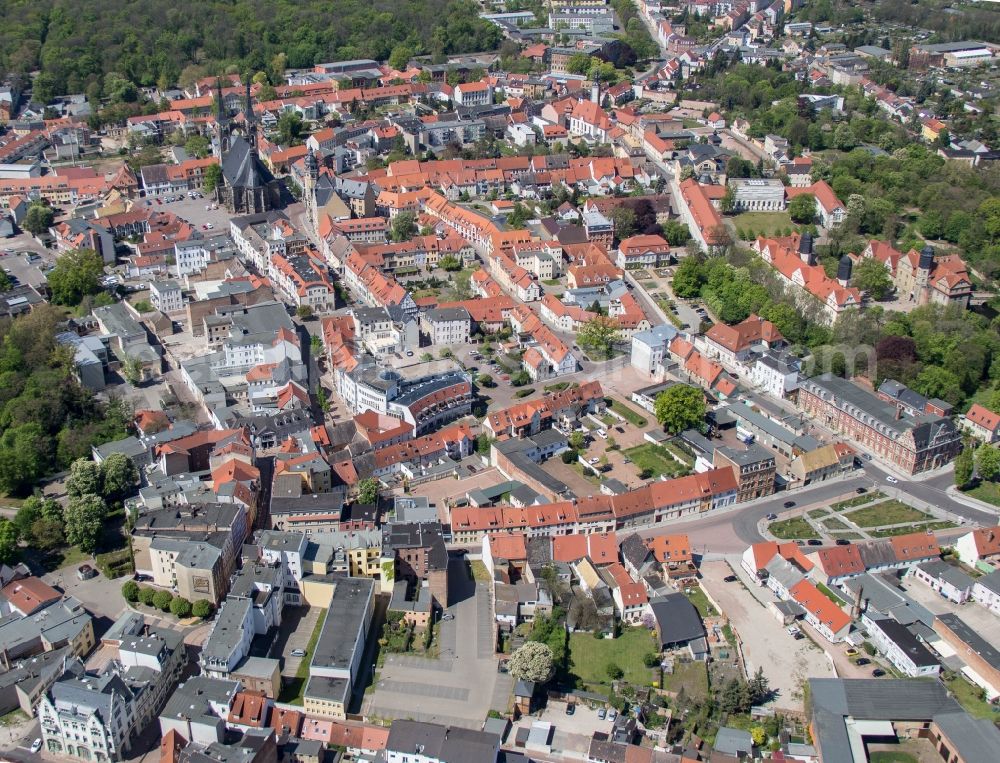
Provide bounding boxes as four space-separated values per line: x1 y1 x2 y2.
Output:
213 77 229 158
244 79 257 150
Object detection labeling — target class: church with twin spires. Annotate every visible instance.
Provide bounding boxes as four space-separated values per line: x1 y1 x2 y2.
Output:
213 79 282 215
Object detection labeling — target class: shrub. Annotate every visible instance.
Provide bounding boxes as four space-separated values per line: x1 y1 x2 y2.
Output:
643 652 660 668
170 597 192 618
561 449 578 464
152 590 173 612
606 662 624 680
192 600 216 619
639 467 653 480
138 587 156 606
122 580 140 603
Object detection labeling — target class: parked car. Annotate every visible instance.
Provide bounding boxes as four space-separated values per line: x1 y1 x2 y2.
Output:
77 564 98 580
441 613 455 621
290 649 306 657
846 648 858 656
886 476 899 484
855 657 870 666
855 487 867 494
783 501 795 508
807 539 823 546
565 703 576 715
31 739 42 754
871 669 886 677
608 709 617 721
723 575 738 583
134 573 153 582
766 512 777 521
597 708 607 720
836 538 851 545
589 457 600 465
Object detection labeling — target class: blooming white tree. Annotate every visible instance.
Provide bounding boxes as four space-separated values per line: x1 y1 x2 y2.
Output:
508 641 555 684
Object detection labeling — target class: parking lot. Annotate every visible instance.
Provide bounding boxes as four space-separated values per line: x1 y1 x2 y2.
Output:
509 700 616 758
700 560 836 712
365 557 511 728
269 605 323 678
137 193 233 233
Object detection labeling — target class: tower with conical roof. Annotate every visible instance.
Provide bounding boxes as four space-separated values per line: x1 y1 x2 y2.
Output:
213 78 229 158
244 80 257 150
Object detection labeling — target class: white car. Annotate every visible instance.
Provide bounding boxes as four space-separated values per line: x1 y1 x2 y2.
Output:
290 648 306 657
596 429 608 439
589 457 600 465
886 476 899 484
30 739 42 753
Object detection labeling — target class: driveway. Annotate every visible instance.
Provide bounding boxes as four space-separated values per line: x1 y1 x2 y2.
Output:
366 557 511 727
897 575 1000 650
700 560 836 712
43 568 129 622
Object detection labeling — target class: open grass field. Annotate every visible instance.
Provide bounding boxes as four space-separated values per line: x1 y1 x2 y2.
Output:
832 491 884 511
662 660 709 700
623 443 687 479
568 627 657 689
608 398 648 427
964 481 1000 507
769 516 817 539
845 500 930 528
732 211 794 238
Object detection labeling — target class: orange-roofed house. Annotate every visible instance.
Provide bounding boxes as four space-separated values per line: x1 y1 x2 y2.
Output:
647 534 696 579
789 579 852 642
617 233 671 270
740 541 814 584
704 314 785 365
677 178 725 250
0 576 61 616
786 180 846 228
604 563 650 624
955 525 1000 571
552 532 619 566
227 689 271 731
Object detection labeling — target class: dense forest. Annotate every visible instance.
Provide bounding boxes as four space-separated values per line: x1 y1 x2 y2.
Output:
0 0 502 100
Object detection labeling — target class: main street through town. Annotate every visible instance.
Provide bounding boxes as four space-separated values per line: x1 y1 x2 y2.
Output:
639 462 998 556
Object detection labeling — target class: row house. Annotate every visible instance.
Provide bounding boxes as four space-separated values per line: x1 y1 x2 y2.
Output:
490 250 542 302
268 251 336 312
539 293 597 333
483 380 606 439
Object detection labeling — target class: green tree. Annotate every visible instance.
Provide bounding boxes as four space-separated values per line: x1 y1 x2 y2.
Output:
203 163 222 193
22 203 55 236
47 249 105 306
654 384 705 435
358 477 381 504
170 596 192 617
788 193 816 224
30 517 65 550
476 373 495 387
439 254 462 271
568 431 586 451
139 587 157 606
153 590 173 612
662 220 691 246
64 493 107 553
609 206 637 241
750 726 767 747
389 45 415 71
67 458 103 498
0 518 18 564
671 257 704 298
101 453 139 501
720 678 751 714
853 257 893 300
578 316 622 360
976 443 1000 481
296 304 314 319
277 112 305 145
192 600 216 619
606 662 624 680
720 185 736 214
511 370 531 386
391 212 417 242
184 135 211 158
747 666 771 705
954 445 974 487
133 299 153 313
121 355 143 385
122 580 140 603
912 366 963 406
12 500 41 539
566 53 592 75
508 641 555 684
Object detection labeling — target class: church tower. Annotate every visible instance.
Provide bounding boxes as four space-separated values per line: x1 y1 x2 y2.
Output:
916 243 934 305
244 80 257 150
304 149 319 227
213 78 229 158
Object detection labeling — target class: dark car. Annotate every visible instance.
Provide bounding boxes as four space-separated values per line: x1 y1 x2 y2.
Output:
871 669 885 677
855 657 871 666
807 539 823 546
836 539 851 546
855 487 867 494
783 501 796 508
723 575 738 582
566 703 576 715
134 573 153 582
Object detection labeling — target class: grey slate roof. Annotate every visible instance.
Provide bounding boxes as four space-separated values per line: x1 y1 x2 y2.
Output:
648 593 704 647
385 719 500 762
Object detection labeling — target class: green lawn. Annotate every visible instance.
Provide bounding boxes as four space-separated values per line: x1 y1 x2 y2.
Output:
661 660 709 700
832 491 884 511
568 627 657 690
279 609 327 705
943 672 998 720
769 516 817 540
964 481 1000 507
821 517 848 531
807 508 828 519
829 531 863 540
663 441 695 467
684 586 717 617
732 211 793 238
869 753 918 763
623 443 688 479
607 398 648 427
870 521 956 537
845 500 930 527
